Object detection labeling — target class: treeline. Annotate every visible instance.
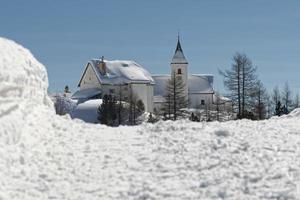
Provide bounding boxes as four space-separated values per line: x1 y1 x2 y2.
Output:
219 52 299 120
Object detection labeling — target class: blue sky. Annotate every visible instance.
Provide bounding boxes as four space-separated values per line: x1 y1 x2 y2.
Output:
1 0 300 95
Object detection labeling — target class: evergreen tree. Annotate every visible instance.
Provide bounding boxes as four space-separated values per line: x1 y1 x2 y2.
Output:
271 86 281 116
275 101 283 116
97 95 117 126
162 71 188 120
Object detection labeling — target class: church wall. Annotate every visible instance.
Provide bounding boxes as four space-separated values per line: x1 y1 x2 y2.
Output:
188 93 214 108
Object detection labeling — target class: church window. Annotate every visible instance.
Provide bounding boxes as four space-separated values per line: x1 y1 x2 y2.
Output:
201 100 205 105
177 68 182 74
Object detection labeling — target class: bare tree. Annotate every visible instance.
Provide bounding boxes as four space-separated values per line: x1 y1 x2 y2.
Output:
293 93 300 110
219 53 257 119
272 86 281 104
252 80 268 120
117 85 124 125
128 87 145 125
282 82 292 113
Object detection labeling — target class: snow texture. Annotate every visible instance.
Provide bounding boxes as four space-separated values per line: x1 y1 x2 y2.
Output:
1 37 300 200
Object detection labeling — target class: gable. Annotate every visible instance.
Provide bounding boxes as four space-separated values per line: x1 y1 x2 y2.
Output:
78 63 100 88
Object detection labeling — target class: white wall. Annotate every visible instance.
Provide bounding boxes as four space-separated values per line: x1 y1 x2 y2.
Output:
131 84 154 112
188 93 214 108
80 64 101 90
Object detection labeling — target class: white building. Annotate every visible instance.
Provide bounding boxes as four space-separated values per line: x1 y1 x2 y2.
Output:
74 58 154 112
152 37 215 112
72 38 230 115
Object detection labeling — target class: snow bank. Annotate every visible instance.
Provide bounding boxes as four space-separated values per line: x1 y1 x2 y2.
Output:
70 99 102 123
1 37 300 199
0 37 51 144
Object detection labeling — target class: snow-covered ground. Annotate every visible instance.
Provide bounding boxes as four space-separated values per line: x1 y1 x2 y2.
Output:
1 37 300 199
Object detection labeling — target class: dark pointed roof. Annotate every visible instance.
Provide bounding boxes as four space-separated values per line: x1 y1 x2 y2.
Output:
171 37 188 64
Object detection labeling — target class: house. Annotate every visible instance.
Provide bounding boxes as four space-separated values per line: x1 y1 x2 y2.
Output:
74 58 154 112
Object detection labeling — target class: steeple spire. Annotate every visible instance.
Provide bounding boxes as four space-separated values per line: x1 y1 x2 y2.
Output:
175 36 183 53
171 34 188 64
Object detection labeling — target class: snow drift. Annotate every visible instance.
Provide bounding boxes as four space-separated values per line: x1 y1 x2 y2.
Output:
1 37 300 199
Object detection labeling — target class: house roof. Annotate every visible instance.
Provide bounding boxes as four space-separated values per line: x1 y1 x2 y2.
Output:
72 88 102 99
152 74 214 99
171 38 188 64
78 59 155 87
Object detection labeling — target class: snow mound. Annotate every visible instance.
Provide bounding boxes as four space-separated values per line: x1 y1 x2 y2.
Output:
1 37 300 199
70 99 102 123
0 37 51 143
288 108 300 118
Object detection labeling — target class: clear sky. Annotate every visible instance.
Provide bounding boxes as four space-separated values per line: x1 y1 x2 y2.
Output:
1 0 300 95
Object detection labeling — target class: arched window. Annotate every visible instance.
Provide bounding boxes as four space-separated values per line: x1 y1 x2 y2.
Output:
177 68 182 74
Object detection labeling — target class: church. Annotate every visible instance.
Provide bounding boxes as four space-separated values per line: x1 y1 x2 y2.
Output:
72 38 225 113
152 38 214 112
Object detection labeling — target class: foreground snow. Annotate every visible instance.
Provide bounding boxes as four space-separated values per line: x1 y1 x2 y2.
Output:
1 37 300 199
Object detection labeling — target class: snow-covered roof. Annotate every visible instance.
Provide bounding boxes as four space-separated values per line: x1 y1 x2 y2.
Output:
188 74 214 94
152 74 214 97
171 38 188 64
71 88 102 99
79 59 154 86
213 94 232 104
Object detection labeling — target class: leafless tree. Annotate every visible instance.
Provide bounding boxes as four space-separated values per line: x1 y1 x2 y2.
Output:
282 82 292 112
219 53 257 119
252 80 268 120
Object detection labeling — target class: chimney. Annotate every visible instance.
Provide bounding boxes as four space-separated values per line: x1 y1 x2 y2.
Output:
98 56 106 75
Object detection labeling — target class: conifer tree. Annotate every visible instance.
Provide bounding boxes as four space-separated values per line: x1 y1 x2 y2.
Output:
97 95 117 126
162 71 188 120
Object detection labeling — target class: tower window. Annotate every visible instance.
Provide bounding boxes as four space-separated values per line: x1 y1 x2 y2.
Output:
177 68 182 74
201 100 205 105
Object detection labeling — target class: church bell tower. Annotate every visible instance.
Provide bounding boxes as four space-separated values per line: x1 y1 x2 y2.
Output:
171 36 188 98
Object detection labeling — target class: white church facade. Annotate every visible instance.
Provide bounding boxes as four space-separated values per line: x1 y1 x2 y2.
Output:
72 38 227 113
152 38 215 112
